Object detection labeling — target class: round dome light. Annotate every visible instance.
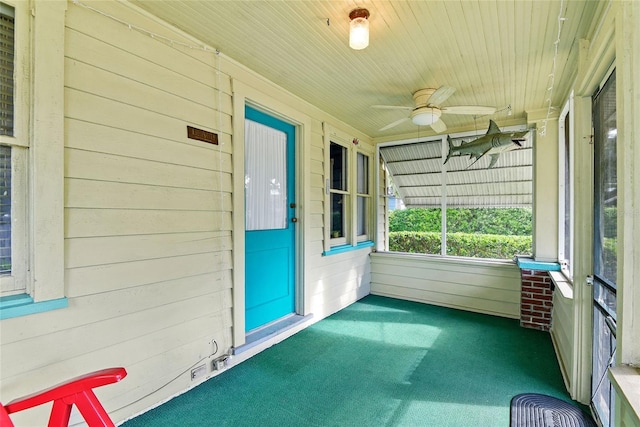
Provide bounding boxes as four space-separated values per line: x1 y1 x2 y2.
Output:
410 107 442 126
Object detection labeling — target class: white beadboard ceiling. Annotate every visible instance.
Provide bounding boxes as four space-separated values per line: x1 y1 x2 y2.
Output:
132 0 606 139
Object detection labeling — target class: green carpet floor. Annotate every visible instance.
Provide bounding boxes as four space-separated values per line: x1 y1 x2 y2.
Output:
123 295 576 426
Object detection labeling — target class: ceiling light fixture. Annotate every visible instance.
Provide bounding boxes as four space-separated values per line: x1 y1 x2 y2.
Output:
349 8 370 50
410 107 441 126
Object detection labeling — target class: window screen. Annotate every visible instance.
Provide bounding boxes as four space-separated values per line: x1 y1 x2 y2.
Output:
0 144 10 273
0 4 14 136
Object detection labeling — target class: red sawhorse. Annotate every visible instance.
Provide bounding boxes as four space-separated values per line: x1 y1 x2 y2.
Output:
1 367 127 427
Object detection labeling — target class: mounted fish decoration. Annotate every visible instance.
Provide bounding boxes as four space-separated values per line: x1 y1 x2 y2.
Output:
444 120 529 169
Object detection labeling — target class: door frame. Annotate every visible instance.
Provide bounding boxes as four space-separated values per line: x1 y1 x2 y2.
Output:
553 3 640 417
589 68 617 427
231 80 311 348
570 10 617 403
244 106 296 332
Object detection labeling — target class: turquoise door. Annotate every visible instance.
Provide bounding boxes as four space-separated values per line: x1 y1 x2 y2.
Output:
244 106 296 332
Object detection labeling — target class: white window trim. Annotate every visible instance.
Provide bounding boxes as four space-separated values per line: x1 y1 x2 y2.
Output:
0 146 27 294
558 91 575 280
355 149 372 243
322 123 373 253
0 0 66 318
324 126 350 249
0 0 31 296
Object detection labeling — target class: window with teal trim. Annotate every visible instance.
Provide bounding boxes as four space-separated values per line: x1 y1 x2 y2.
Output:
1 5 15 275
0 2 26 297
356 152 370 241
0 1 67 319
323 124 374 255
329 142 348 245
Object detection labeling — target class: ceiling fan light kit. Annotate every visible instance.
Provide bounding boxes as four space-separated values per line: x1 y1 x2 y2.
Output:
411 107 441 126
349 8 370 50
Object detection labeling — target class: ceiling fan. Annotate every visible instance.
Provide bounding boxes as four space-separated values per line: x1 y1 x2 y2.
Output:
373 86 496 133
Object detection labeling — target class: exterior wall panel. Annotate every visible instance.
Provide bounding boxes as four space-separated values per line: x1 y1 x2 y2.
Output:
371 252 521 319
550 291 574 394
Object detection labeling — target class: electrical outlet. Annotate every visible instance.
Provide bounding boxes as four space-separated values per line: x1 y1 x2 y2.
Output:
212 355 228 371
190 364 206 380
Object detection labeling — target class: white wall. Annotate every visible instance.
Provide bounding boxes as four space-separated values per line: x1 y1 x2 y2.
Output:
370 253 521 319
550 286 574 394
0 1 374 425
528 118 559 263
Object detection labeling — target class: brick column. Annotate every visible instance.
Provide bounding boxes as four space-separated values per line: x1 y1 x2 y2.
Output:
519 269 554 331
515 257 560 332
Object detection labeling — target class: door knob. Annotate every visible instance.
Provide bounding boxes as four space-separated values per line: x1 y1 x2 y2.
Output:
292 218 298 223
290 203 296 208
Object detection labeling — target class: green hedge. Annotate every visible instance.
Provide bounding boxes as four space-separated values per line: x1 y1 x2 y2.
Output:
389 231 441 254
389 231 532 259
602 237 617 281
603 207 617 238
389 208 532 236
389 209 442 232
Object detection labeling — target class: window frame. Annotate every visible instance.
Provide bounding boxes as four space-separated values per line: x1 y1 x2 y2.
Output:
0 0 30 296
0 145 28 295
0 0 66 319
328 139 349 246
323 123 373 254
355 150 371 242
378 124 533 261
558 92 575 279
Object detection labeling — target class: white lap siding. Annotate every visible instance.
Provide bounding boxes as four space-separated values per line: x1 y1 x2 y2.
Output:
371 252 521 319
0 1 373 425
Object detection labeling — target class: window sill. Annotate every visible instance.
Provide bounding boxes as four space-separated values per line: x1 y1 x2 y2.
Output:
0 294 68 320
323 240 374 256
515 256 561 272
372 251 517 268
549 271 574 300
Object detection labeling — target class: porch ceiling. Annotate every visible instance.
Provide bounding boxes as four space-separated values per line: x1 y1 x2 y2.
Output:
131 0 606 139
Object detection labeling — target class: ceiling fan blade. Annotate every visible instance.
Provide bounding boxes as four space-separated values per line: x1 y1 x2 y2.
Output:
430 118 447 133
379 117 410 131
441 105 496 115
371 105 413 110
427 86 456 106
